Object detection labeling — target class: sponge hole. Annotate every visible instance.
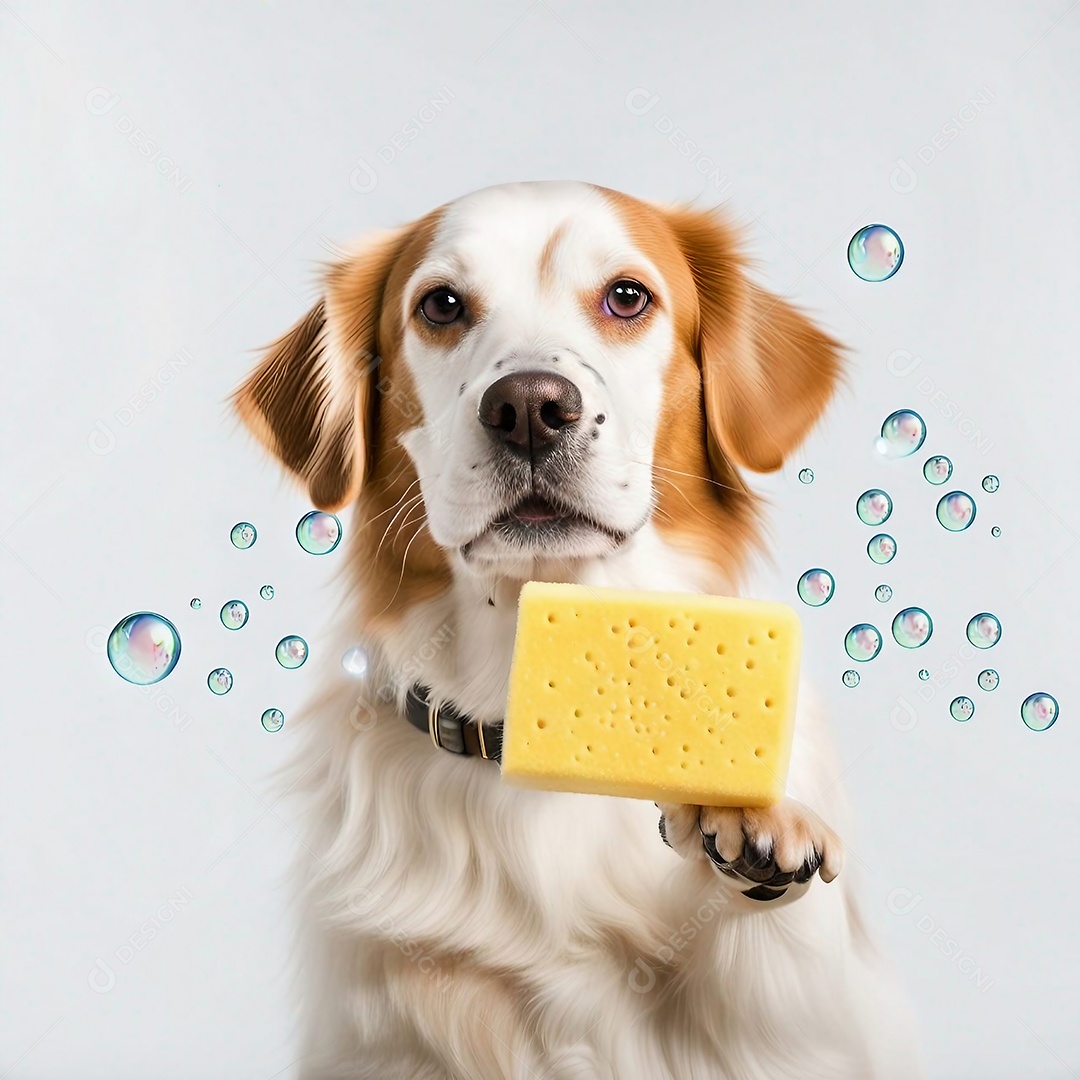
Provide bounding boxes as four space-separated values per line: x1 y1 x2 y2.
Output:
764 698 774 709
754 747 765 758
536 719 547 729
767 629 777 639
744 659 755 670
716 644 726 656
547 613 556 623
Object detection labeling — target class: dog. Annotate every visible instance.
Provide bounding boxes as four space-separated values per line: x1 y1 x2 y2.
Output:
234 181 921 1079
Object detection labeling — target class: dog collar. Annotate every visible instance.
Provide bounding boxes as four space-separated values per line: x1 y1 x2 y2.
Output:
404 684 504 763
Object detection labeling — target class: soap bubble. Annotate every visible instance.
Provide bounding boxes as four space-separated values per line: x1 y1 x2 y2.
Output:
978 669 1000 692
230 522 257 549
207 668 233 695
848 224 904 282
936 491 976 532
991 526 1001 538
797 568 835 607
1021 693 1058 732
844 623 882 662
950 696 975 722
918 669 930 681
966 612 1001 649
296 511 342 555
261 708 285 732
220 600 249 631
892 607 933 649
107 612 181 685
259 585 275 601
874 584 893 603
867 533 897 564
842 670 860 688
923 455 953 485
857 489 893 526
190 598 201 609
798 468 814 484
878 410 926 459
341 646 369 678
276 635 308 669
981 475 1000 493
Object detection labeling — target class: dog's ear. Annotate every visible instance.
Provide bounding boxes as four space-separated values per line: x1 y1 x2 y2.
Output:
232 228 407 510
664 207 844 474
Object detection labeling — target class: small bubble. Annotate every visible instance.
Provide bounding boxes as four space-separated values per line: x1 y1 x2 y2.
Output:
848 224 904 282
220 600 249 631
230 522 257 549
259 585 275 601
918 669 930 681
341 645 369 678
207 667 233 695
276 635 308 669
874 584 893 603
261 708 285 733
892 607 933 649
844 623 882 662
878 410 926 459
991 526 1001 538
190 598 201 609
107 612 181 685
842 670 860 688
950 696 975 723
797 568 835 607
296 511 342 555
923 455 953 485
867 533 897 564
978 669 1000 692
857 489 893 526
981 475 1000 493
1021 692 1058 732
936 491 976 532
798 468 814 484
966 612 1001 650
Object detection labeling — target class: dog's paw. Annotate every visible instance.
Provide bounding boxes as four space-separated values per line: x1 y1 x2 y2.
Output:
656 800 842 901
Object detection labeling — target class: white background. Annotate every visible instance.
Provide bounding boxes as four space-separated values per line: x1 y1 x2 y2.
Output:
2 2 1078 1077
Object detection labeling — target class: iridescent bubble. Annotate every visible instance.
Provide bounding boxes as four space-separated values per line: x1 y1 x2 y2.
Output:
797 568 835 607
190 598 201 609
878 410 926 459
341 646 369 678
1021 693 1058 732
230 522 257 549
844 623 882 662
867 533 897 564
918 669 930 681
923 455 953 485
276 635 308 669
107 612 181 686
874 584 893 603
950 696 975 723
848 224 904 282
936 491 976 532
261 708 285 733
978 669 1000 692
891 607 933 649
296 511 342 555
966 612 1001 650
842 670 860 688
991 526 1001 538
798 468 814 484
220 600 249 631
207 667 233 695
259 585 275 601
857 489 893 526
981 475 1000 493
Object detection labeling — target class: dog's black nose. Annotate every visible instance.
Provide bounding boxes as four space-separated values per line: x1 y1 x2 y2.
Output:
478 371 583 458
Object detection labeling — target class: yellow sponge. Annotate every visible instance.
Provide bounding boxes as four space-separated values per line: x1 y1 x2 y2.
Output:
501 583 801 808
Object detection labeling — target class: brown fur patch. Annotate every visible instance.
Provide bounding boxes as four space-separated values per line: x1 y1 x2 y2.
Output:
538 220 569 288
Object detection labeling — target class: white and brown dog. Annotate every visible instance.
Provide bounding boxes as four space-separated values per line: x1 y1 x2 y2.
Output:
235 181 921 1079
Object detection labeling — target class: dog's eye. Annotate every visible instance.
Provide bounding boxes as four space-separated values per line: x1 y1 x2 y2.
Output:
420 288 464 325
604 280 650 319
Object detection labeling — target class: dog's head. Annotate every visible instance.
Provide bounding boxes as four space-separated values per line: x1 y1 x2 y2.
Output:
235 182 842 617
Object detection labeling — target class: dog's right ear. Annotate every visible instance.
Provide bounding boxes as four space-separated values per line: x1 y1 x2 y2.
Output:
232 228 407 511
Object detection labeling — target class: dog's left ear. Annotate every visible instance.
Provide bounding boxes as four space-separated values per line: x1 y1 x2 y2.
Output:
232 228 407 510
665 207 845 473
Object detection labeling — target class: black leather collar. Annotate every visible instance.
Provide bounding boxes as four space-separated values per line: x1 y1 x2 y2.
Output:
404 684 503 763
